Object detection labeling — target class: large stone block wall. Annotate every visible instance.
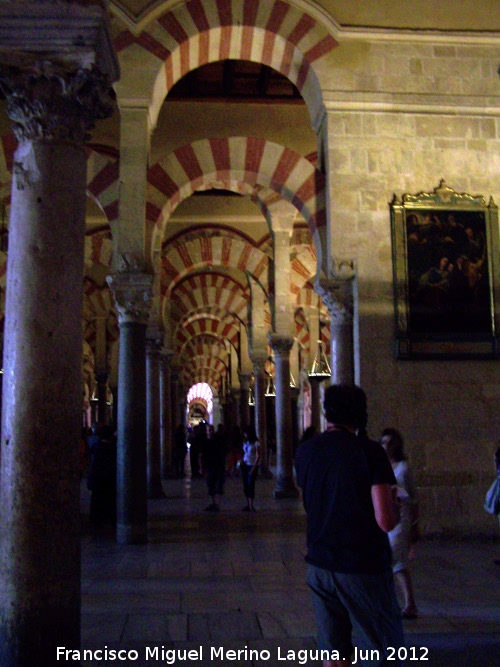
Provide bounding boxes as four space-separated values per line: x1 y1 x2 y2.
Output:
323 38 500 537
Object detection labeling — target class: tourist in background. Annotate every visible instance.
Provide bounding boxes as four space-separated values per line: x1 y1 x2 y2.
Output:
381 427 419 619
241 425 260 511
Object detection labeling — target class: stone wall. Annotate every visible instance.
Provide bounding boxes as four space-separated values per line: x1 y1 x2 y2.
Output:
324 37 500 536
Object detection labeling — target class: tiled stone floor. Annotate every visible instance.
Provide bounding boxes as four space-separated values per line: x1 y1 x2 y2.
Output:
80 472 500 666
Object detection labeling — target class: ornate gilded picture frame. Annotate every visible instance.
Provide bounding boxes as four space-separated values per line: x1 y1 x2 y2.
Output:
390 180 500 359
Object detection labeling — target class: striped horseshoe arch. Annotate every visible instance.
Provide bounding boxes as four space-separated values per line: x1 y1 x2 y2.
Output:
149 136 326 257
161 223 270 294
113 0 338 128
170 272 249 323
175 317 240 355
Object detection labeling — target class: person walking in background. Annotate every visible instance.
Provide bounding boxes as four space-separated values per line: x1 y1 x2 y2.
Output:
227 425 243 477
241 425 260 512
87 425 117 528
381 427 419 620
485 443 500 565
189 422 204 477
295 384 404 667
173 424 187 477
203 423 227 512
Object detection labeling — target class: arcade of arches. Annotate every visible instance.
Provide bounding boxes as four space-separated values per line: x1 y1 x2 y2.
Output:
1 1 500 662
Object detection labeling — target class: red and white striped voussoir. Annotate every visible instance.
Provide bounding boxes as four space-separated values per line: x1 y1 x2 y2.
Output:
149 137 326 234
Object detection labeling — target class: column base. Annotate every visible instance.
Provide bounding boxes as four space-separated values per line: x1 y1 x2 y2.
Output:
273 476 300 499
116 522 148 545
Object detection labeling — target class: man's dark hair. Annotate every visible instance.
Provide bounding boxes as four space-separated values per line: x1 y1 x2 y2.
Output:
323 384 368 430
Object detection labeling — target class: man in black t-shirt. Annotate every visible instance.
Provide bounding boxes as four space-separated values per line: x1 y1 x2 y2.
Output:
295 384 404 666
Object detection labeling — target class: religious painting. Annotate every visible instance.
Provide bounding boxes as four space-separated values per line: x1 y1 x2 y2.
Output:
390 180 500 358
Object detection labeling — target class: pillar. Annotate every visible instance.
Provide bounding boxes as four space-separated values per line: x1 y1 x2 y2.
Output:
94 316 109 426
269 334 298 497
95 371 109 426
146 334 165 498
170 366 180 429
251 356 270 477
160 351 173 478
307 302 322 430
0 4 117 662
316 262 356 385
107 267 153 544
239 372 251 428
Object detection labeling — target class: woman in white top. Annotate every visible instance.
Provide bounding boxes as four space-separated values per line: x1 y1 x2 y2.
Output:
381 428 419 619
241 425 260 511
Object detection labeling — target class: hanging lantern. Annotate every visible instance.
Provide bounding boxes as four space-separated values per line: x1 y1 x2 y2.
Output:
264 372 276 397
308 340 331 380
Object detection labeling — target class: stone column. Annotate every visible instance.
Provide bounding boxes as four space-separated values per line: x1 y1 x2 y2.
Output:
146 334 165 498
307 303 322 429
170 366 180 430
238 372 251 428
269 334 298 497
160 351 173 478
95 371 109 426
107 266 153 544
251 356 270 477
316 262 356 385
94 316 109 425
0 23 117 667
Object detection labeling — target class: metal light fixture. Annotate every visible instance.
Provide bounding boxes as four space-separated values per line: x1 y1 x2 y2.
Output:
264 372 276 397
289 372 296 388
308 339 331 380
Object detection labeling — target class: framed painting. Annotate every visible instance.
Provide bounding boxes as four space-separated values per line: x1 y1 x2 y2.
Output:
390 180 500 359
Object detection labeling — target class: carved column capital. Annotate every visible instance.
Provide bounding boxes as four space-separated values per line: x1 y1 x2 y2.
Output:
146 336 163 356
250 354 267 373
268 333 294 356
0 63 116 145
107 266 154 326
315 260 356 325
238 372 252 390
160 349 174 368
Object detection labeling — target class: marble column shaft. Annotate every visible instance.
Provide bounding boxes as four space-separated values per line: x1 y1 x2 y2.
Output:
107 269 153 545
316 267 356 385
170 367 180 430
146 337 165 498
251 358 269 477
96 371 109 426
269 334 298 497
0 61 116 665
160 353 173 478
238 373 251 429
